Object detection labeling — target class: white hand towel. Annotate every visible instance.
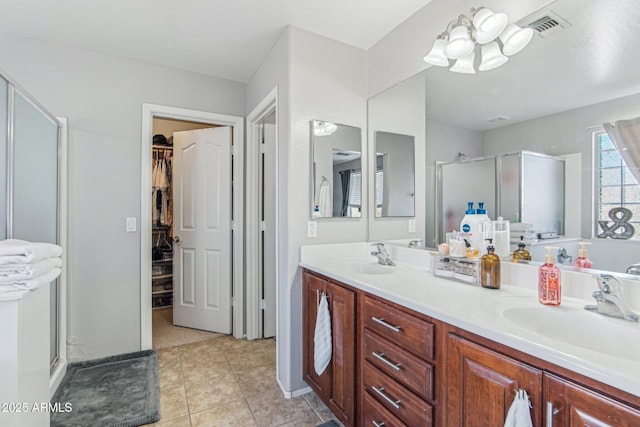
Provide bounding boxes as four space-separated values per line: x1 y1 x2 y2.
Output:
504 389 533 427
0 239 63 265
0 257 62 281
318 180 332 217
0 267 61 292
314 293 332 375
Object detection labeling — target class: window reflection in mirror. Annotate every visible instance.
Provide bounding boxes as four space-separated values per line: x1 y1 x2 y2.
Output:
374 131 415 217
310 120 362 218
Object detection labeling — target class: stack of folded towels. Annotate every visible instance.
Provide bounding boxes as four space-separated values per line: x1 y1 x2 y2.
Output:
510 223 538 245
0 239 63 296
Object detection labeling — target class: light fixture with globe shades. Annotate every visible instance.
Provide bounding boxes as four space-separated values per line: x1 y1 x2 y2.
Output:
423 7 533 74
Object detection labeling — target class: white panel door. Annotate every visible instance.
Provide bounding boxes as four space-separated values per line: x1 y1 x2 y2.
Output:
261 123 277 338
173 127 232 333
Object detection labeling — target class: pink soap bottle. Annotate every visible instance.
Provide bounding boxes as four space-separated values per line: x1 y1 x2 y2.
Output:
538 246 561 306
573 241 593 269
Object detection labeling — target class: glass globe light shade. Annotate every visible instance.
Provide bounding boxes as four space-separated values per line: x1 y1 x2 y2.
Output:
423 39 450 66
479 42 508 71
450 52 476 74
473 8 508 44
500 24 534 56
444 25 474 59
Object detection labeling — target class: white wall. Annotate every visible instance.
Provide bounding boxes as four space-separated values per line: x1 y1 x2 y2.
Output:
247 26 293 392
481 92 640 271
247 26 367 394
0 32 246 361
288 27 368 392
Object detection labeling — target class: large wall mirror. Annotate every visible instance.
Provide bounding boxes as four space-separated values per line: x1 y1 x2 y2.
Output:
310 120 363 218
374 131 415 217
367 0 640 276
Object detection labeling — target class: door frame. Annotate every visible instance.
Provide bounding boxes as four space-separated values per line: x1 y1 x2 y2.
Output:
246 88 278 340
140 104 244 349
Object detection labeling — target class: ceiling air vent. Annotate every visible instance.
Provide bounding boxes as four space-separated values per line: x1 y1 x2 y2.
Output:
519 10 571 38
486 115 510 124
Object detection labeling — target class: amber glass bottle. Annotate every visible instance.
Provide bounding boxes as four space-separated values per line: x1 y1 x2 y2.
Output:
512 236 532 262
481 239 501 289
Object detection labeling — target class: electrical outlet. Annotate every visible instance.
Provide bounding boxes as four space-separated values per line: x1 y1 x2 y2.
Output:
307 221 318 238
126 217 137 232
408 218 416 233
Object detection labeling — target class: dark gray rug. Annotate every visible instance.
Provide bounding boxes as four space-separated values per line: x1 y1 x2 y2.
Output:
316 421 340 427
51 350 160 427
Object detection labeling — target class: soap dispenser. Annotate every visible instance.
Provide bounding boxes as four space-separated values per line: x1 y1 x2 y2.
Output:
538 246 561 306
573 241 593 268
512 236 532 262
481 239 500 289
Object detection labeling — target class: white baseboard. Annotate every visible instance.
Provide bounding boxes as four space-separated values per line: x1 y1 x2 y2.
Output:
277 378 312 399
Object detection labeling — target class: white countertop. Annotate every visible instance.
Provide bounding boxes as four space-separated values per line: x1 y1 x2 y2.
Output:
299 243 640 398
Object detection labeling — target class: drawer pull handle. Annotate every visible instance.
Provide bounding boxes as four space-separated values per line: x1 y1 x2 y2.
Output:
371 316 402 332
546 401 560 427
372 421 386 427
372 351 402 371
372 386 401 409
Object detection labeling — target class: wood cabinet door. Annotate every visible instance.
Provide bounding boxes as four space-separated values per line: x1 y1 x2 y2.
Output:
447 334 542 427
328 280 356 425
303 271 330 398
302 270 356 426
545 373 640 427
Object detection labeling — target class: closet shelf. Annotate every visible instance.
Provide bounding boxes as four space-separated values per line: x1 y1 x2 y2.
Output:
152 273 173 281
153 144 173 150
152 289 172 296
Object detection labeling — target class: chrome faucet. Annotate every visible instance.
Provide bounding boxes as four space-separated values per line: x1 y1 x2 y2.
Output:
371 243 395 266
408 239 422 248
585 274 639 322
557 247 572 264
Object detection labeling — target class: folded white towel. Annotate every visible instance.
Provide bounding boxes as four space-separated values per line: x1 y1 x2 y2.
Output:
314 293 332 375
504 389 533 427
0 257 63 281
0 239 62 265
0 267 61 292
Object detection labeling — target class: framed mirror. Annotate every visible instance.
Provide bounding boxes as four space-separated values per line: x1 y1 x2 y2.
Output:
374 131 415 217
310 120 363 218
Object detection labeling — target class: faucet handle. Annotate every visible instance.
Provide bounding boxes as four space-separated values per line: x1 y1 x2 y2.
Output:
372 242 386 251
593 273 621 295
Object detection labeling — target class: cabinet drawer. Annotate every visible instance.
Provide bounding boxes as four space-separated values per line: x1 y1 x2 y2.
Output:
364 329 434 401
363 295 434 360
363 361 433 426
362 392 407 427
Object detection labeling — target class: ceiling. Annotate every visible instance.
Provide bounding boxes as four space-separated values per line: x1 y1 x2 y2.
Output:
0 0 431 83
423 0 640 131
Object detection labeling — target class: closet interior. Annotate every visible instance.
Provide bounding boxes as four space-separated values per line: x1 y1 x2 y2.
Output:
151 140 173 309
150 118 213 311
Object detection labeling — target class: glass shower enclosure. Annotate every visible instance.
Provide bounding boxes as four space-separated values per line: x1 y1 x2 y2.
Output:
0 70 62 372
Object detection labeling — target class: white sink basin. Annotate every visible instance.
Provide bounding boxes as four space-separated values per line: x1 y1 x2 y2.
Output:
486 296 640 360
352 262 395 275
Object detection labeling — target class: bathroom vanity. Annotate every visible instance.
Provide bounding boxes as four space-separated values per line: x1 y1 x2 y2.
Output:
300 243 640 426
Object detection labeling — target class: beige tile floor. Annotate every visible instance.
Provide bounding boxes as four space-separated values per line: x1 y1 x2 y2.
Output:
148 312 341 426
152 308 224 349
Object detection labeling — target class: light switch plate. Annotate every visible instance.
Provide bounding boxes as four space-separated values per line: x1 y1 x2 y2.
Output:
307 221 318 238
126 217 137 232
408 218 416 233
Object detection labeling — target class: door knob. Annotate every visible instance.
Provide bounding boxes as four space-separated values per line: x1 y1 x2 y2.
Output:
173 236 180 243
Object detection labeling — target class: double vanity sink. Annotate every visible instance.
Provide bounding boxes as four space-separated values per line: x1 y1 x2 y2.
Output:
300 243 640 398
